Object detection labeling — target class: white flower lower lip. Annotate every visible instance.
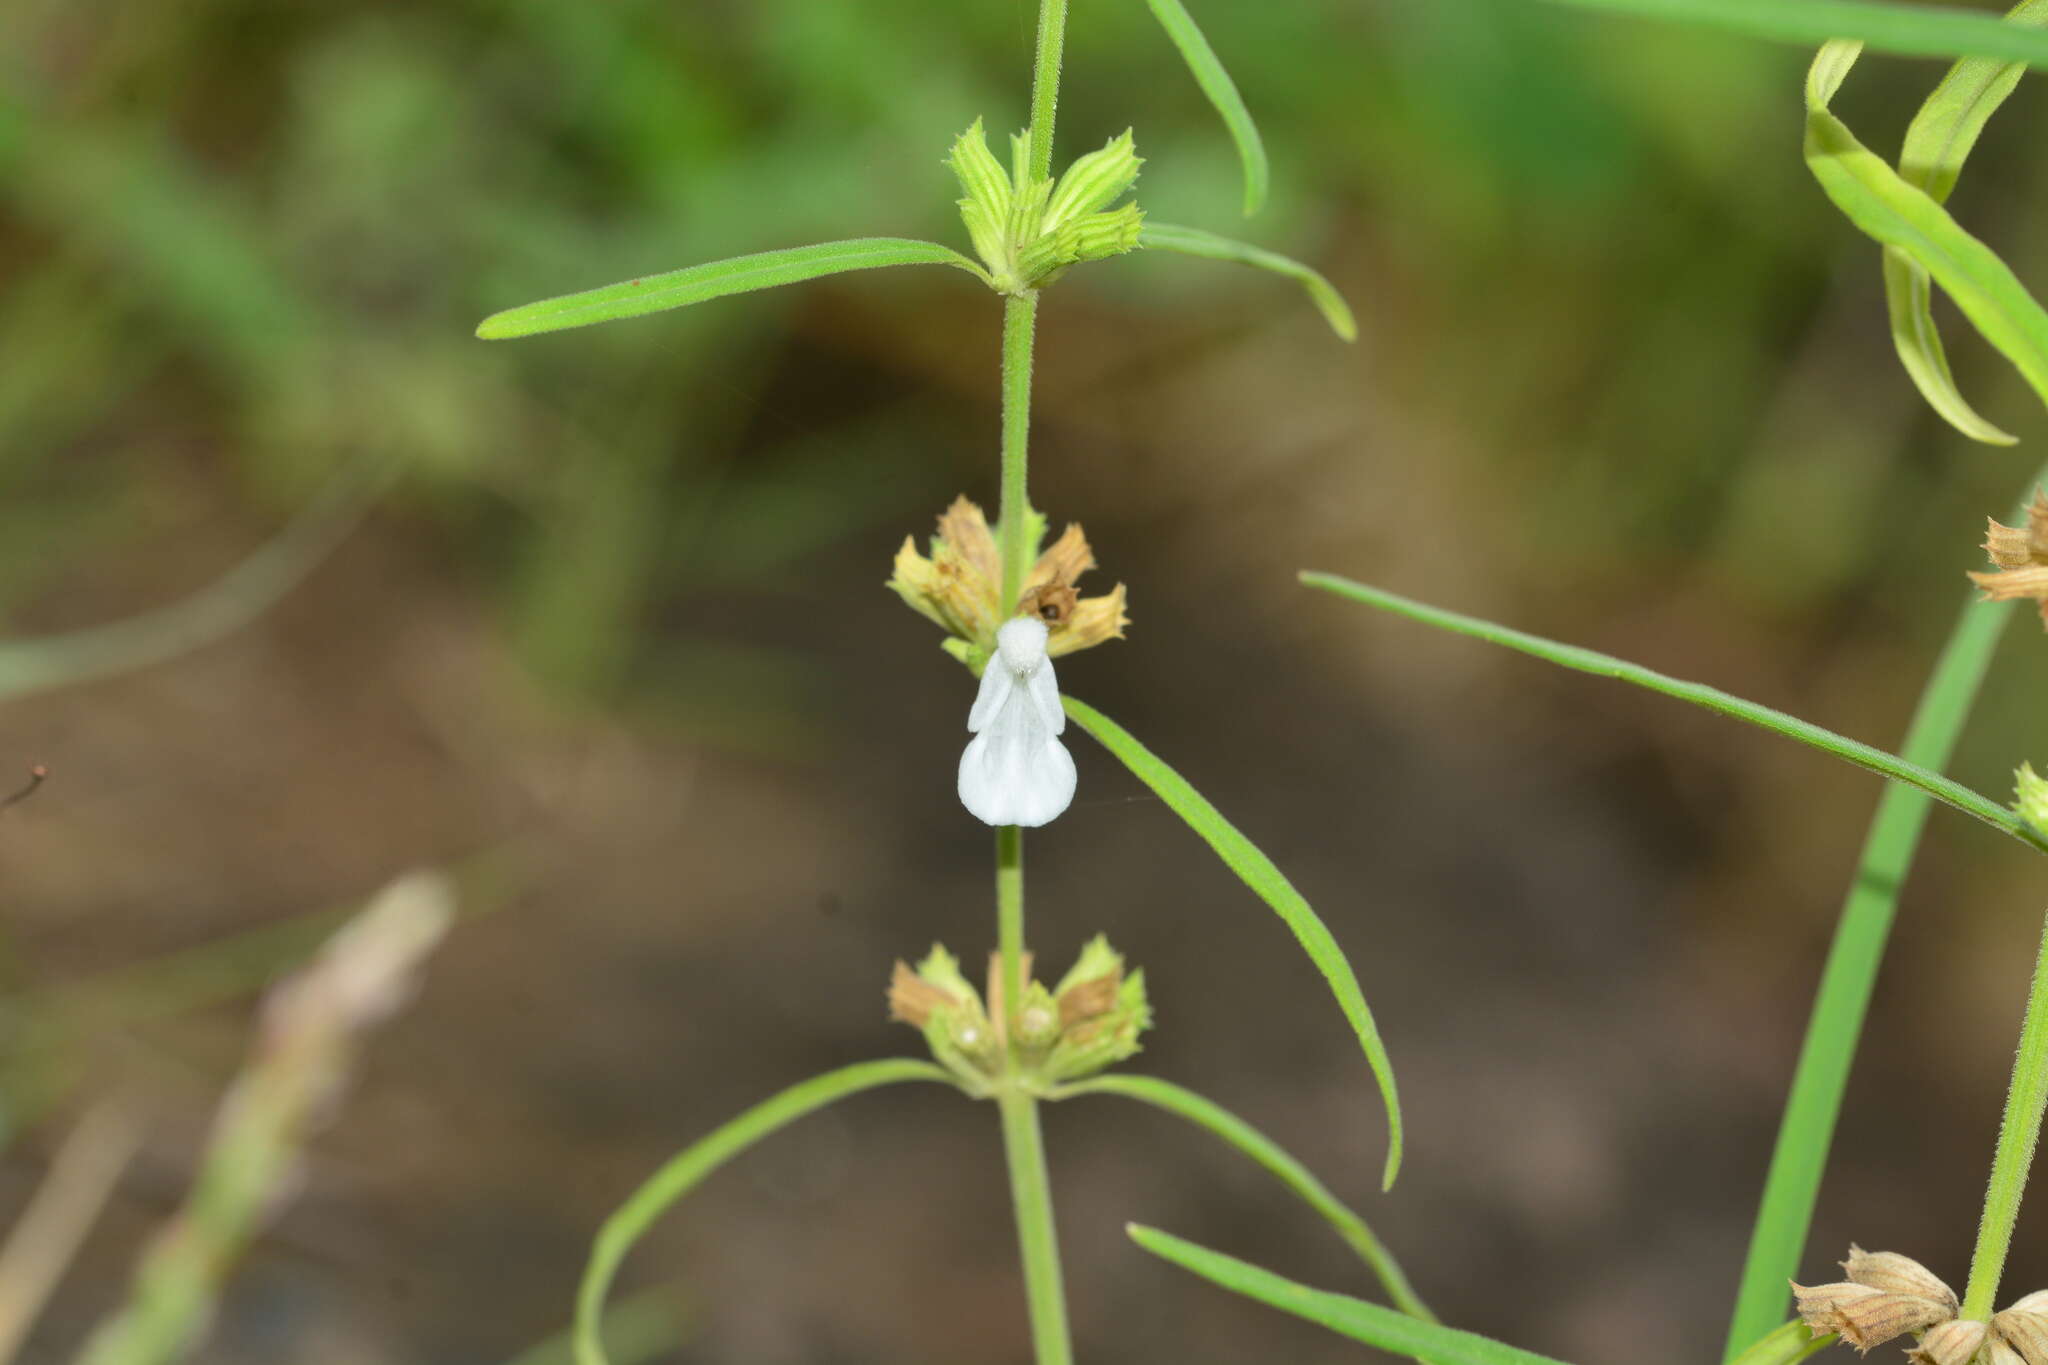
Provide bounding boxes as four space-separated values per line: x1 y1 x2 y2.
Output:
959 616 1076 827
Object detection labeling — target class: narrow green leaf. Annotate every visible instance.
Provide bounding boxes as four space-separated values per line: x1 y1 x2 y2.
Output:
1877 0 2048 445
1138 222 1356 341
574 1060 956 1365
1536 0 2048 67
477 239 989 340
1297 573 2048 855
1129 1225 1582 1365
1727 1320 1838 1365
1057 1074 1434 1321
0 456 394 704
1140 0 1270 216
1061 696 1404 1189
1721 461 2048 1359
1805 40 2048 422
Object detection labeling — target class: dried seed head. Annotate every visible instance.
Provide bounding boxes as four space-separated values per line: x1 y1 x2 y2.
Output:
1969 488 2048 631
1794 1279 1952 1353
1842 1247 1958 1309
1909 1319 1986 1365
1984 1335 2028 1365
1993 1294 2048 1365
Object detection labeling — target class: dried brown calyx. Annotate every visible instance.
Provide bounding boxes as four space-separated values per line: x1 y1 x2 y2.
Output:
1793 1248 2048 1364
1968 488 2048 631
889 496 1129 673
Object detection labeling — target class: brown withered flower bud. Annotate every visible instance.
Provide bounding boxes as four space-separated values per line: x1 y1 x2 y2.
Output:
1794 1249 1958 1353
1844 1247 1959 1311
1968 488 2048 631
1909 1320 1986 1365
1992 1289 2048 1365
889 497 1129 672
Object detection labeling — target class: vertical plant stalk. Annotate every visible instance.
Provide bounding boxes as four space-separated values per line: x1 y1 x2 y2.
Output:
999 1089 1074 1365
995 8 1071 1365
1723 462 2048 1359
999 294 1040 613
1961 908 2048 1321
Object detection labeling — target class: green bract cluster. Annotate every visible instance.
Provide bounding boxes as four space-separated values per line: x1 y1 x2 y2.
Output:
950 119 1144 296
891 938 1151 1097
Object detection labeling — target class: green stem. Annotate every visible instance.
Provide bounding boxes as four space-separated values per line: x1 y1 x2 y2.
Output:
999 1089 1073 1365
1961 908 2048 1321
1720 462 2048 1358
1025 0 1071 182
997 825 1027 1040
993 12 1071 1364
999 292 1040 608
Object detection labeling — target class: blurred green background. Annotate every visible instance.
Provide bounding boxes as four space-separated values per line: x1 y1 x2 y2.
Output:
4 0 2048 1361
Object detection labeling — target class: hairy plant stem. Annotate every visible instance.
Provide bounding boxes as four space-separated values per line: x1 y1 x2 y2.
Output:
999 1086 1073 1365
1962 908 2048 1321
999 293 1039 609
993 9 1073 1363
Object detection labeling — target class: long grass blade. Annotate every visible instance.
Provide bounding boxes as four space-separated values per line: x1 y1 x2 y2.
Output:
1129 1225 1581 1365
1721 462 2048 1358
1061 696 1404 1189
1140 0 1269 215
573 1060 956 1365
1535 0 2048 66
1138 222 1356 340
476 239 987 339
1055 1074 1432 1319
1297 573 2047 854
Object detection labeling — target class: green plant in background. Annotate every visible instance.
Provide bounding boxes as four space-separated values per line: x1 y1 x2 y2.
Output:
468 0 2048 1363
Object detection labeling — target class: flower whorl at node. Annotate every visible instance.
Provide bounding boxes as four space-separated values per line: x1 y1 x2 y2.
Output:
949 119 1144 296
2014 764 2048 843
1968 487 2048 631
888 496 1129 674
1792 1247 2048 1364
887 936 1152 1096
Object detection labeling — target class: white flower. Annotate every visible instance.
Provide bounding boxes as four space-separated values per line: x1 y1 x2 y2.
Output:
958 617 1076 827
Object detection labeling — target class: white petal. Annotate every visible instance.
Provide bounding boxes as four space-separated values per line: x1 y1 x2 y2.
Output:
966 653 1013 733
958 728 1076 827
958 616 1075 826
1027 653 1064 734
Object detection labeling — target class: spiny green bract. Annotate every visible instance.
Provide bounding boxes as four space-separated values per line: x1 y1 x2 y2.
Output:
948 119 1143 296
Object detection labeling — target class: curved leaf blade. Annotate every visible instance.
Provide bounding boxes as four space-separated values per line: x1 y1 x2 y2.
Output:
1805 41 2048 425
1878 5 2048 447
1141 0 1270 215
477 239 988 340
1139 222 1356 340
1061 696 1403 1188
1297 572 2048 854
1058 1074 1433 1321
574 1060 955 1365
1129 1225 1583 1365
1537 0 2048 66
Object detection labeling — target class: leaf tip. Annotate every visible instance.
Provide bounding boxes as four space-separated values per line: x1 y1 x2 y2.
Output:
475 312 516 341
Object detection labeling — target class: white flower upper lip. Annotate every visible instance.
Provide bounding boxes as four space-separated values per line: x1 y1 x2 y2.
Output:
958 617 1076 828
